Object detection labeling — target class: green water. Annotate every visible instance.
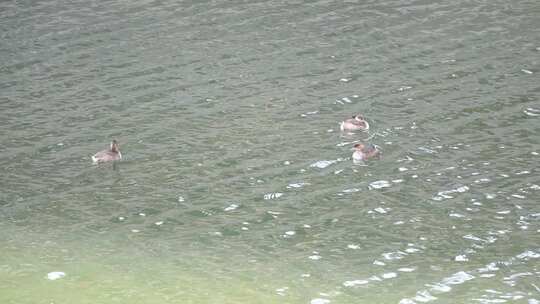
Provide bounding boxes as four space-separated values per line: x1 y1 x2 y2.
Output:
1 0 539 303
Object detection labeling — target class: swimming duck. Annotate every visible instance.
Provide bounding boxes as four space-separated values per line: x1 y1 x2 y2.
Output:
340 114 369 131
352 143 379 162
92 140 122 164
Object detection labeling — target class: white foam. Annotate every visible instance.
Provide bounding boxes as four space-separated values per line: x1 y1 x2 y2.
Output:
486 236 497 243
398 267 416 272
343 279 369 287
525 109 540 116
287 182 310 189
382 272 397 279
347 244 360 249
478 263 500 273
276 287 288 296
397 156 414 163
405 248 421 253
455 255 469 262
382 251 407 260
301 111 319 117
404 274 475 304
428 283 452 292
374 207 389 214
398 86 412 91
475 178 491 184
463 234 485 242
434 186 469 200
442 271 474 285
309 255 322 260
369 180 391 189
414 291 437 302
418 147 436 154
264 193 283 200
310 160 337 169
224 204 239 211
516 250 540 259
47 272 66 280
505 272 533 281
311 298 330 304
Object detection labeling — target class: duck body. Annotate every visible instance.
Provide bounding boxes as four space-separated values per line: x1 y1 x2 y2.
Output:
92 140 122 164
352 143 379 162
340 115 369 131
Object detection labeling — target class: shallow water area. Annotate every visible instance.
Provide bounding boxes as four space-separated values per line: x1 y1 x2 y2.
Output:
1 0 540 303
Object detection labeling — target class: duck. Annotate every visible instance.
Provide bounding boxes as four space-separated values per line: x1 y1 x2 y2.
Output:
352 143 379 162
92 140 122 164
340 114 369 131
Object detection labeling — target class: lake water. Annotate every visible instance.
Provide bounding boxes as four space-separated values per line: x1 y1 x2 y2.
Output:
1 0 539 303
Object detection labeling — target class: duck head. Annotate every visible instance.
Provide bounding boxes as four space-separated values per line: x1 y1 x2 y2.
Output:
110 140 120 152
353 143 365 151
353 115 366 121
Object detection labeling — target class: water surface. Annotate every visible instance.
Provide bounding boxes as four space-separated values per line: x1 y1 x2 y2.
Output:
1 0 540 303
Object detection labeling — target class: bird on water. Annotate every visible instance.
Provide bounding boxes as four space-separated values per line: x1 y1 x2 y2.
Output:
92 140 122 164
340 114 370 131
352 143 379 162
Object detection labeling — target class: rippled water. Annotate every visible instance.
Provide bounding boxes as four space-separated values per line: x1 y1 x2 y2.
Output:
1 0 539 303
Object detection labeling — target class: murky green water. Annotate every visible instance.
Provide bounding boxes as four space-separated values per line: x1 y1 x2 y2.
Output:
1 0 539 303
